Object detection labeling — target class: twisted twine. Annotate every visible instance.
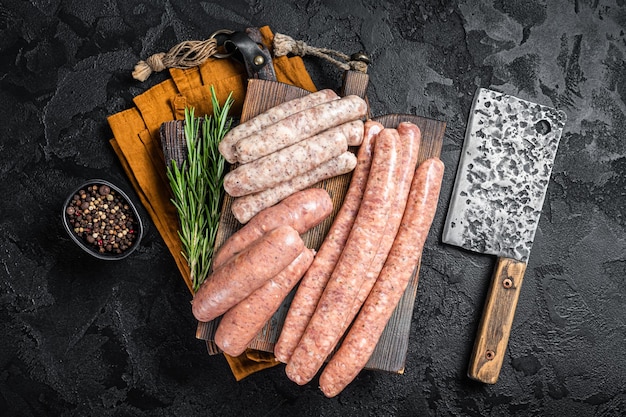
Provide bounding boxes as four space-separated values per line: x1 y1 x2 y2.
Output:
132 38 218 81
272 33 368 73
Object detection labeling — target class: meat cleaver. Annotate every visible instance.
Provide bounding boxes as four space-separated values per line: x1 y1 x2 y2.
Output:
442 88 566 384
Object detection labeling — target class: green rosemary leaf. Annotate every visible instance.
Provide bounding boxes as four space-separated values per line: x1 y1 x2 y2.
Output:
166 87 234 292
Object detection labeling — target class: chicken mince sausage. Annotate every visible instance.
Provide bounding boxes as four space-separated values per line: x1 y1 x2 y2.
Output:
231 152 357 224
234 95 368 164
284 129 400 385
191 225 304 323
347 122 421 322
218 89 339 163
212 188 332 269
214 248 315 357
319 157 445 398
274 120 383 364
223 127 349 197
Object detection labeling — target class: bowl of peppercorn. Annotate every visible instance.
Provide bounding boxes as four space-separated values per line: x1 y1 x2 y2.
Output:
62 179 144 260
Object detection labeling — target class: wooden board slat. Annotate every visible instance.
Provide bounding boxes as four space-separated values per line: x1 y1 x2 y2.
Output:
195 77 447 374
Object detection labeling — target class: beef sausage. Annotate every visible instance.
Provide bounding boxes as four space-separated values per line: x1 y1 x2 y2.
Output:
319 157 445 398
284 129 400 385
234 95 367 164
223 127 348 197
192 225 304 322
274 120 383 363
214 248 315 357
212 188 332 269
218 89 339 163
231 152 357 224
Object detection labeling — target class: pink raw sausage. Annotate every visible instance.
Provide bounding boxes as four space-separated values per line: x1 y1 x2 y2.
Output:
274 120 383 364
319 157 445 397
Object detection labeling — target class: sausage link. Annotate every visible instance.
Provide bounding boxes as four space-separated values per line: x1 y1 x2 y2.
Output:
348 122 422 322
319 157 445 397
231 152 357 224
339 120 365 146
214 248 315 357
284 129 400 385
224 127 348 197
212 188 332 269
218 89 339 163
274 120 383 363
234 95 367 164
192 225 304 322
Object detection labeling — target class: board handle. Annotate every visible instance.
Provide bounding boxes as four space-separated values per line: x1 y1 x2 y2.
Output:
467 257 527 384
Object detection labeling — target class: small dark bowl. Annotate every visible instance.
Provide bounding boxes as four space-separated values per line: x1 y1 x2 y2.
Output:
62 179 144 260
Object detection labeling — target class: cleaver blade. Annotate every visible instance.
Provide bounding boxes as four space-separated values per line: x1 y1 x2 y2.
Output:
443 88 566 384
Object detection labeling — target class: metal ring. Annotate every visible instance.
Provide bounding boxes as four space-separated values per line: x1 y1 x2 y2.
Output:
209 29 235 59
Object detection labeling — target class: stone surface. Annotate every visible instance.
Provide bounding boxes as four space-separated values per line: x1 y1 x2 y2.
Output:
1 0 625 416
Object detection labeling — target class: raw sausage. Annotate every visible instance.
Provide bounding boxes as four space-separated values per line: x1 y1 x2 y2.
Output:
319 157 445 398
284 129 400 385
214 248 315 357
218 89 339 163
274 120 383 363
234 95 367 164
223 127 348 197
231 152 357 224
192 225 304 322
347 122 421 322
212 188 332 269
339 120 365 146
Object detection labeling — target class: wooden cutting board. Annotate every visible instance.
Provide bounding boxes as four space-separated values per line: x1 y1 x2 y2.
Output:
195 76 447 374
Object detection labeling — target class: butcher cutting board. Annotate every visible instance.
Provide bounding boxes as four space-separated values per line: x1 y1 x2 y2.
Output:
196 77 446 374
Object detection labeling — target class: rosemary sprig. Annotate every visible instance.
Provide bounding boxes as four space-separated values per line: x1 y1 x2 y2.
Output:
167 86 234 292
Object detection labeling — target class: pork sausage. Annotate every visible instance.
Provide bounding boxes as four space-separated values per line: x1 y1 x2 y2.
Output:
319 157 445 398
192 225 304 322
347 122 422 322
212 188 332 269
339 120 365 146
234 95 367 164
223 127 348 197
274 120 383 364
284 129 400 385
231 152 357 224
214 248 315 357
218 89 339 163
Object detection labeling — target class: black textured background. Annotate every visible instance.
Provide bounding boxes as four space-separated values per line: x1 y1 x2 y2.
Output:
1 0 625 416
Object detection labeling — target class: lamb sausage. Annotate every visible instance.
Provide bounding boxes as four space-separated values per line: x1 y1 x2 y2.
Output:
274 120 383 364
223 127 348 197
214 248 315 357
347 122 422 322
192 225 304 322
319 157 445 398
234 95 367 164
218 89 339 163
284 129 400 385
231 152 357 224
212 188 332 269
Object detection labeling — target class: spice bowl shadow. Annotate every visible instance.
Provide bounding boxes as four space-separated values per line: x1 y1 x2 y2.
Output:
62 179 144 260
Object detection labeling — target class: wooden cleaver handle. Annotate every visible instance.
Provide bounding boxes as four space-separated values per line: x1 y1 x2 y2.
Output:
467 257 527 384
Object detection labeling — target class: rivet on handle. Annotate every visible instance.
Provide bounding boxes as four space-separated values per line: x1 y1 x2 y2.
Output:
485 350 495 360
502 278 513 289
